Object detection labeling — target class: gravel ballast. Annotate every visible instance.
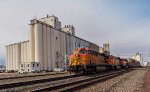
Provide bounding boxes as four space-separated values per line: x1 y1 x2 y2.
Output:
142 69 150 92
80 69 147 92
0 68 148 92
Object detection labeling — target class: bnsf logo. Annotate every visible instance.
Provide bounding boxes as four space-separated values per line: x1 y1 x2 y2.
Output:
71 57 81 62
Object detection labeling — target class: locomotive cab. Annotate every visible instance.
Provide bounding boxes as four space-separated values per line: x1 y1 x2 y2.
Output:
69 48 89 74
69 48 88 66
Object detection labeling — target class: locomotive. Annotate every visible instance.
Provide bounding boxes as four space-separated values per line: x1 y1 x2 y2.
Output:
68 48 141 74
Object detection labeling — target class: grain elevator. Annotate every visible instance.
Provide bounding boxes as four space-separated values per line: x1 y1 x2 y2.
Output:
6 15 99 72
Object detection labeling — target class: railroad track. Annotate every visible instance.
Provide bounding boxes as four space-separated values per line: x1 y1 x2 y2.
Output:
0 74 80 90
0 72 66 80
0 69 131 91
32 69 130 92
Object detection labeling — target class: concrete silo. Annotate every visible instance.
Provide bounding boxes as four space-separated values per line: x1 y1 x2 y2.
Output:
43 25 48 70
47 27 52 71
16 43 21 70
29 24 35 63
34 22 43 70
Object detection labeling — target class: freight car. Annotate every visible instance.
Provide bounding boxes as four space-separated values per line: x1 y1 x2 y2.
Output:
68 48 141 74
127 58 141 68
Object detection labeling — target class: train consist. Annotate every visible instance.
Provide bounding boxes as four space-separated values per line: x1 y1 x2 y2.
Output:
69 48 141 74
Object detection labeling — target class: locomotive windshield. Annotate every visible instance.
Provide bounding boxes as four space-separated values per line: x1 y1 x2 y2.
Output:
79 49 87 54
72 50 79 54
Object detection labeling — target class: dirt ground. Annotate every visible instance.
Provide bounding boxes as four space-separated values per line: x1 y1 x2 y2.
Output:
143 70 150 92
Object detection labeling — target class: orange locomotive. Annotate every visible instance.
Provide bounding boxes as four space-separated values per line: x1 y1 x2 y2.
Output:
69 48 107 73
107 55 121 69
120 58 128 68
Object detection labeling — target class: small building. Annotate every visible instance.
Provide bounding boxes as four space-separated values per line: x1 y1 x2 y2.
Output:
143 61 148 66
0 65 5 72
103 43 110 53
146 62 150 67
99 43 110 56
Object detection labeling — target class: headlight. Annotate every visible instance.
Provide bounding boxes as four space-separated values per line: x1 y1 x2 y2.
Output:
78 62 80 64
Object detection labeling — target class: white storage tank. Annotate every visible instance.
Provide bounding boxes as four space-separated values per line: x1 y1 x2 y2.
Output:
47 27 52 71
99 47 105 53
34 22 43 70
29 24 35 63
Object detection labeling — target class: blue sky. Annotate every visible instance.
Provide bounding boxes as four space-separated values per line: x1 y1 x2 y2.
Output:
0 0 150 64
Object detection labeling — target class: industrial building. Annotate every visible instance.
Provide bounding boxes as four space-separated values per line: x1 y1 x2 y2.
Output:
132 53 144 66
6 15 99 72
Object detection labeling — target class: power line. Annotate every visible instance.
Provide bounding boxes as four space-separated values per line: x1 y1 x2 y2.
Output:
118 53 150 57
